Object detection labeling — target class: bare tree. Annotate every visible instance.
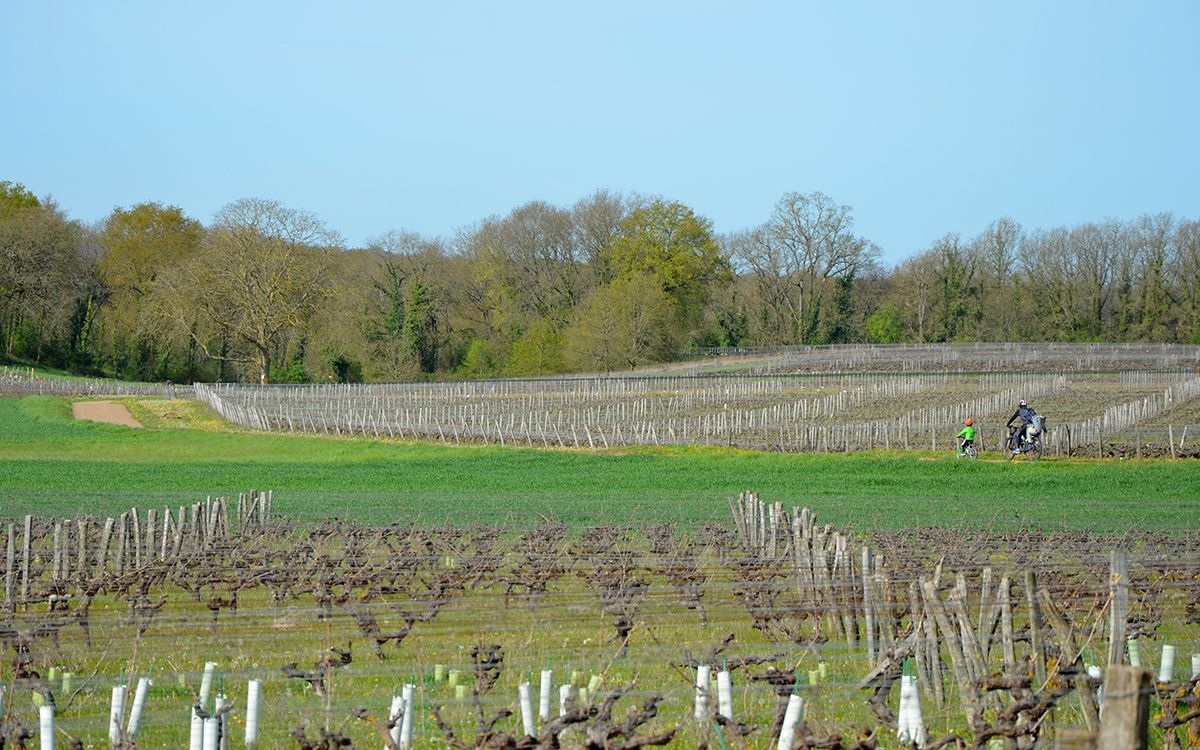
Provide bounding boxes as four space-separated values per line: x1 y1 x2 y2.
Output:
969 218 1021 338
363 230 453 377
725 228 796 345
0 198 86 359
1173 219 1200 340
465 202 585 330
739 192 878 343
886 251 938 342
1069 221 1122 338
1130 213 1176 340
154 198 340 383
573 189 630 285
1019 227 1081 338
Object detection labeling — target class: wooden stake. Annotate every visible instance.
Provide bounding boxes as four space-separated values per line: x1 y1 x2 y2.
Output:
1025 570 1046 683
1108 550 1129 666
949 585 986 682
76 519 88 579
130 508 142 568
60 521 70 581
999 576 1016 672
922 579 978 715
20 515 32 603
116 513 128 576
907 580 933 695
52 520 62 580
978 566 998 662
146 509 157 565
1096 666 1151 750
161 510 172 560
97 517 115 572
1037 588 1099 731
3 523 14 608
862 547 876 667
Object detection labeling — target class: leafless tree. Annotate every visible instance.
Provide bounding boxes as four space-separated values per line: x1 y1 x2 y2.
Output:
573 190 630 285
153 198 341 383
467 201 585 329
969 218 1021 338
734 192 878 344
0 199 86 359
1172 219 1200 340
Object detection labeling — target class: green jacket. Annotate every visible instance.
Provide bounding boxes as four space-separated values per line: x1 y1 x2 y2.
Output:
956 425 976 440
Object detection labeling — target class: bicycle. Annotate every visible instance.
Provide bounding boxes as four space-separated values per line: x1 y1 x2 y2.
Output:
1006 419 1045 461
957 440 978 460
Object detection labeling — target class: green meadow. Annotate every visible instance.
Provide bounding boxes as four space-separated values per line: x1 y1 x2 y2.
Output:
2 395 1196 531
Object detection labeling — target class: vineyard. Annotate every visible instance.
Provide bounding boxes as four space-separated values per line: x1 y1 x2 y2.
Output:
1 493 1198 749
2 344 1199 748
688 343 1200 375
6 344 1200 459
191 372 1200 459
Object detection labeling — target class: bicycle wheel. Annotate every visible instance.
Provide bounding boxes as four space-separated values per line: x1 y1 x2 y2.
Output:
966 445 978 460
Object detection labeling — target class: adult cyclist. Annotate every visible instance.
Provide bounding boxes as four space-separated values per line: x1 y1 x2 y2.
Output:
1006 400 1036 453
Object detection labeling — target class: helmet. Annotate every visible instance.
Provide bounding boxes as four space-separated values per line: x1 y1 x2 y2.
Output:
1019 400 1027 406
965 419 973 426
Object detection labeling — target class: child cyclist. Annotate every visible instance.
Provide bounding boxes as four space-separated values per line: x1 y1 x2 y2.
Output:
956 419 976 457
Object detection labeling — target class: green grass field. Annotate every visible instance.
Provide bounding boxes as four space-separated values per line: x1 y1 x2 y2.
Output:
2 395 1198 531
3 392 1198 749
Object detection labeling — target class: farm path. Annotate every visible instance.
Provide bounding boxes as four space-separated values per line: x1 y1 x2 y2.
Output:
72 400 142 428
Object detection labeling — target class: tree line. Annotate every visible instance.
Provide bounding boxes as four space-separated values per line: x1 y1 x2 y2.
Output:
2 179 1198 383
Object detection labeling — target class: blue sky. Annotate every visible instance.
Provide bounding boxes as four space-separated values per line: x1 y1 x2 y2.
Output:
2 2 1197 264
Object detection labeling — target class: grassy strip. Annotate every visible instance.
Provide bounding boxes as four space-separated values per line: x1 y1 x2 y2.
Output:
2 395 1198 530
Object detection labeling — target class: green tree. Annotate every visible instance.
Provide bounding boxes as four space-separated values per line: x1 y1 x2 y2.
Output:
327 351 362 383
0 196 86 362
404 282 439 373
508 318 566 375
865 305 903 343
1174 220 1200 342
367 254 416 377
819 272 857 344
564 275 676 371
99 203 204 298
1131 213 1175 341
610 199 729 327
0 181 39 216
97 202 205 380
456 336 504 379
364 232 457 379
703 308 749 348
270 356 311 383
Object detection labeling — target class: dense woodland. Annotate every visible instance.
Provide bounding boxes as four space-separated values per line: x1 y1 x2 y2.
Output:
2 179 1198 383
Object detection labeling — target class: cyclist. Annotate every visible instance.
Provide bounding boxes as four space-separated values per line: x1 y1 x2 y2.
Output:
956 419 976 457
1006 400 1036 452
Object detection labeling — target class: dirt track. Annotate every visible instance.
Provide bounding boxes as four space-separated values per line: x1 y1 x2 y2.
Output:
72 400 142 428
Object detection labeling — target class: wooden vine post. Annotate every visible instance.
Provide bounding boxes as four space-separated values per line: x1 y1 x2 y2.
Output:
20 514 32 605
3 522 14 609
1096 666 1151 750
1108 550 1128 665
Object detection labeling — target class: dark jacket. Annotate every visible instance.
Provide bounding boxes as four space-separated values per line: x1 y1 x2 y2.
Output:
1007 405 1035 428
